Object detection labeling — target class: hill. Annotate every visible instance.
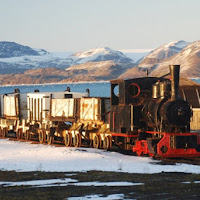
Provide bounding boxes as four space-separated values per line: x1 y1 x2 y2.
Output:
138 40 189 70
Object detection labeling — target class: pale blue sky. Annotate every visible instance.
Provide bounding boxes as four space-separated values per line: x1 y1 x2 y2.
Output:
0 0 200 52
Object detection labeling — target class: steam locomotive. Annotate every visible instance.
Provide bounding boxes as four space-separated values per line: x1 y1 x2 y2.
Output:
0 65 200 158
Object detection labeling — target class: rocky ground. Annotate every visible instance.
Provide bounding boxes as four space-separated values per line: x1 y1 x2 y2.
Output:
0 171 200 199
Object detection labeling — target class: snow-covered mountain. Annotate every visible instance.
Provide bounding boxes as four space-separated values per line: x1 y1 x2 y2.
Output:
0 41 48 58
138 40 190 69
0 42 71 73
0 43 134 74
0 42 135 84
2 40 200 84
150 40 200 78
119 40 200 80
64 47 135 81
71 47 133 65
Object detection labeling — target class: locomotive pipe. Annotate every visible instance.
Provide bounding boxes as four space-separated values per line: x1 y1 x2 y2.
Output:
169 65 180 100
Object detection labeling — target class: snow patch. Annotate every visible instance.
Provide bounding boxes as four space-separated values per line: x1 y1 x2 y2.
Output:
0 178 77 187
0 179 141 188
68 194 125 200
1 139 200 174
72 182 143 187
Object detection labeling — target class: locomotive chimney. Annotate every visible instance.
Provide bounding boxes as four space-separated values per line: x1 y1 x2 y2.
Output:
169 65 180 100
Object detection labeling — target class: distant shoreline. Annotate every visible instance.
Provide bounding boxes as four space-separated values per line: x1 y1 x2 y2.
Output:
0 80 110 87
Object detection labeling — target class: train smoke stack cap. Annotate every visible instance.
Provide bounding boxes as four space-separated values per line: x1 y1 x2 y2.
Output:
169 65 180 100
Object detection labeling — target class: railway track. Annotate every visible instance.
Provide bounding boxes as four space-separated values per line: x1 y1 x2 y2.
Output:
156 157 200 166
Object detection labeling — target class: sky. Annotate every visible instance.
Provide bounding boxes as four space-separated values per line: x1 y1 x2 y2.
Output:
0 0 200 52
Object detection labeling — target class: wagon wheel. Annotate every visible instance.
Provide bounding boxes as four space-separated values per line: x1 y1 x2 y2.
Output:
25 130 31 141
47 132 54 145
103 135 112 150
21 129 25 140
88 139 93 147
39 130 46 144
16 129 20 139
93 134 101 149
0 127 2 138
43 131 47 143
64 131 72 147
17 129 23 140
2 128 8 138
74 133 81 147
38 131 43 143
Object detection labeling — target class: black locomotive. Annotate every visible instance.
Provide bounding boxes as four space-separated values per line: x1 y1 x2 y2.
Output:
110 65 200 157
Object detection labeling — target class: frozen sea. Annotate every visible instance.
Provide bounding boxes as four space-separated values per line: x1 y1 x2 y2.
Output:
0 82 111 97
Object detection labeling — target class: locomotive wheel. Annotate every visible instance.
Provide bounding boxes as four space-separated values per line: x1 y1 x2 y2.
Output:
136 151 143 156
47 132 54 145
74 133 81 147
25 130 31 141
2 128 8 138
103 136 111 150
93 134 101 149
148 152 155 157
64 132 72 147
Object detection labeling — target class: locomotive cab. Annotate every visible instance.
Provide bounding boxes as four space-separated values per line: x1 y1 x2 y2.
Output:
110 77 167 134
110 76 167 150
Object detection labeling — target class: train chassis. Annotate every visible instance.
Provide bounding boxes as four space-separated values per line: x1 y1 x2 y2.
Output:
0 119 114 151
1 118 200 158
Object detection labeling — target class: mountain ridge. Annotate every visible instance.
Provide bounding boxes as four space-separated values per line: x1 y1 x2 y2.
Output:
0 42 135 84
0 41 48 58
138 40 190 70
1 40 200 85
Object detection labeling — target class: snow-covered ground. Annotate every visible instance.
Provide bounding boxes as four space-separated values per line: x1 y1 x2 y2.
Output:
68 194 125 200
0 139 200 174
0 178 142 188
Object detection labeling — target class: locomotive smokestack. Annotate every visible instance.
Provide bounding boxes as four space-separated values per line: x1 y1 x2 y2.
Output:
169 65 180 100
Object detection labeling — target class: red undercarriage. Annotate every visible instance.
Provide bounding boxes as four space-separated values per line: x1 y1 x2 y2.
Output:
132 131 200 158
